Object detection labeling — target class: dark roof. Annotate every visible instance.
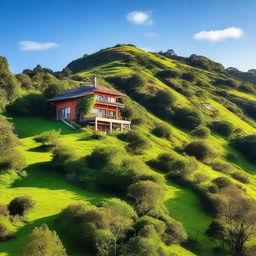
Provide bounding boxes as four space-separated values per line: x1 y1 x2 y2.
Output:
47 84 126 102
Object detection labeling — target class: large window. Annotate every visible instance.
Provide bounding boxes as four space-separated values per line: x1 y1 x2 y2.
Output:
93 108 116 116
95 95 116 102
58 107 70 119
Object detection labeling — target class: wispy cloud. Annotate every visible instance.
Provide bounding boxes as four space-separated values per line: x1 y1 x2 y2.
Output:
126 11 153 25
19 41 59 51
144 32 158 38
193 27 243 42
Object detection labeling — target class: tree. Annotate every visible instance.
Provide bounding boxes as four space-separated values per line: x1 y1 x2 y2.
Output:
152 124 172 139
94 229 114 256
127 181 165 214
8 196 34 216
78 95 96 115
22 224 67 256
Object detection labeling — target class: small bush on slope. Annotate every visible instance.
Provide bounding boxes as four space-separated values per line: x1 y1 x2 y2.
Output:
22 224 67 256
0 223 13 241
210 120 235 137
152 124 172 139
34 129 61 146
8 196 34 216
184 141 217 162
191 126 210 138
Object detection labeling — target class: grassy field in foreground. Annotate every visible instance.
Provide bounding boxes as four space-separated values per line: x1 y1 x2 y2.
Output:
0 117 214 256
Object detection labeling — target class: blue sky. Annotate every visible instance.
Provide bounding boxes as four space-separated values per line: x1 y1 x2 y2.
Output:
1 0 256 73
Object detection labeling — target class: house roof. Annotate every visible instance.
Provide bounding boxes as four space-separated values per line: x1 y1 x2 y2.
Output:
47 84 126 102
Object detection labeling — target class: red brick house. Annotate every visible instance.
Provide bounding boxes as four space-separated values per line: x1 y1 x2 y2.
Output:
47 77 131 131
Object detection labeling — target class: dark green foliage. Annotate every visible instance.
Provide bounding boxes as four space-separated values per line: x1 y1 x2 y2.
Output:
78 95 96 115
182 238 203 254
238 82 256 94
91 131 106 140
121 108 133 118
156 69 180 79
0 224 13 241
0 57 20 112
152 124 171 139
231 172 249 184
227 67 256 84
210 120 235 137
191 127 210 138
182 72 196 81
7 93 54 118
151 90 176 114
118 131 149 154
184 141 217 161
43 83 66 98
209 160 233 174
214 78 239 88
87 146 125 169
34 129 61 146
127 180 165 214
0 118 24 172
172 107 202 130
15 73 33 90
8 196 34 216
131 118 143 125
232 135 256 164
22 224 67 256
212 177 232 189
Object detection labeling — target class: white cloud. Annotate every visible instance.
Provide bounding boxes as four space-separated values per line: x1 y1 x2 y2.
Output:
193 27 243 42
126 11 153 25
144 32 158 38
19 41 59 51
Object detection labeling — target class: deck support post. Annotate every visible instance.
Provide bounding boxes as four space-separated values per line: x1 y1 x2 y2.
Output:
128 123 131 130
121 123 124 132
110 122 113 132
95 118 98 131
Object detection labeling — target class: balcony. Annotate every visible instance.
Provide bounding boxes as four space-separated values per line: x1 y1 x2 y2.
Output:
95 100 125 108
84 113 129 121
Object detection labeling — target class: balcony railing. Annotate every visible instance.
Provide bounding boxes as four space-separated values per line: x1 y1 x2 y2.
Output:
84 113 129 121
95 100 125 107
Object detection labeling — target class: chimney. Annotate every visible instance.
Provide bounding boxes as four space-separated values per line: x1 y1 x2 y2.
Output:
92 76 97 88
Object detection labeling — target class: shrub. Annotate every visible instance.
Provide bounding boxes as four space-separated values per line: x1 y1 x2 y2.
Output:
22 224 67 256
118 131 149 154
152 124 171 139
91 131 106 140
209 160 234 174
231 172 249 184
191 127 210 138
182 72 196 81
232 135 256 164
0 204 9 216
131 118 143 126
156 69 180 79
182 238 202 254
34 129 61 146
0 224 13 241
88 146 125 169
121 108 133 118
210 120 235 137
8 196 34 216
212 177 232 189
184 141 217 161
127 181 165 214
173 107 202 130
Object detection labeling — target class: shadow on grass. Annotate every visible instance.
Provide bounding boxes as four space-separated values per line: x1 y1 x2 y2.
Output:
27 145 53 152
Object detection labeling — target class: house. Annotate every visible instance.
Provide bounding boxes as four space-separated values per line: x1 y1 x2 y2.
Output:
47 77 131 131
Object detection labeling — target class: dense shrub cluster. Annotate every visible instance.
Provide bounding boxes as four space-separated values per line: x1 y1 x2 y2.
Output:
117 131 150 154
0 224 13 241
191 126 210 138
152 124 171 139
210 120 235 137
232 135 256 164
181 72 196 81
184 141 217 162
156 69 181 79
8 196 34 216
172 108 202 130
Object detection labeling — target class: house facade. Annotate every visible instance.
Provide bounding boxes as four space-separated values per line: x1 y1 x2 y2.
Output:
47 77 131 131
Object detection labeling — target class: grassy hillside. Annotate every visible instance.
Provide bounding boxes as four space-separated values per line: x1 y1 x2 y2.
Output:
1 45 256 256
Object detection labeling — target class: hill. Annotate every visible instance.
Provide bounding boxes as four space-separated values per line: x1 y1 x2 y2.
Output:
1 44 256 256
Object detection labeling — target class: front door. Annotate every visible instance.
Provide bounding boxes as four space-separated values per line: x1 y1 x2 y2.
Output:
59 107 71 119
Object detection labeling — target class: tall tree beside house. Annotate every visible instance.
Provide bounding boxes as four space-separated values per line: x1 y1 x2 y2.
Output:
0 56 20 112
78 94 96 115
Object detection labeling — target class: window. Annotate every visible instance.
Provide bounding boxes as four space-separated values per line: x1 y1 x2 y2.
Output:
95 95 116 102
59 107 71 119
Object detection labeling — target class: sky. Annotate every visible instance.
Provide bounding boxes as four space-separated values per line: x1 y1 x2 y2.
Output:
1 0 256 73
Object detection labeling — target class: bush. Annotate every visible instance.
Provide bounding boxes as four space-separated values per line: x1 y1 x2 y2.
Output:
34 129 61 146
182 72 196 81
172 107 202 130
91 131 106 140
0 224 13 241
232 135 256 164
184 141 217 161
191 127 210 138
210 120 234 137
212 177 232 189
131 118 143 126
127 181 165 214
22 224 67 256
156 69 180 79
231 172 249 184
0 204 9 216
209 160 234 174
88 146 125 169
78 94 96 115
8 196 34 216
152 124 171 139
118 131 149 154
